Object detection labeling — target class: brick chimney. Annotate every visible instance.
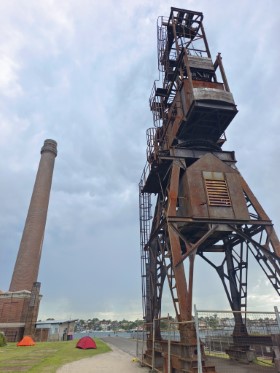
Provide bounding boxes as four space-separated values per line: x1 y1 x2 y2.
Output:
9 139 57 292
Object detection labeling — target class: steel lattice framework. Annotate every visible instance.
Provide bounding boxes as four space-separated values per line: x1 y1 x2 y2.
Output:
139 7 280 373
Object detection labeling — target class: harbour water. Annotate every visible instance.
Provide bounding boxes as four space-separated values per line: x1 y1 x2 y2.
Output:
74 330 136 339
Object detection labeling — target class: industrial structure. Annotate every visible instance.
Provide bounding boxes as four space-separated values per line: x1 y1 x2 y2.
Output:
0 139 57 341
139 7 280 372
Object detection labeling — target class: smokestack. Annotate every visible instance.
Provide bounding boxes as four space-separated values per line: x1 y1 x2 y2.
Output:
9 139 57 292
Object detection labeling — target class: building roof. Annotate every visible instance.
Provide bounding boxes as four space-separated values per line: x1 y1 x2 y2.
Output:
36 319 78 325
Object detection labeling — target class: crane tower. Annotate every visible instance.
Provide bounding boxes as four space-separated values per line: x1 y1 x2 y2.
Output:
139 7 280 372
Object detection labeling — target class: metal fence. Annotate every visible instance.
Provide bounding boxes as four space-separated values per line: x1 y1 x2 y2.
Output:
196 307 280 373
136 307 280 373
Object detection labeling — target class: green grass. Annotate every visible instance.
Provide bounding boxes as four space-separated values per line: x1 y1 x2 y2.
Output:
256 357 273 367
205 350 229 359
205 350 274 367
0 338 111 372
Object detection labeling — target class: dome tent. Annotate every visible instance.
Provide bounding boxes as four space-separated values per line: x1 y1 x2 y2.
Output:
76 336 97 349
17 336 35 346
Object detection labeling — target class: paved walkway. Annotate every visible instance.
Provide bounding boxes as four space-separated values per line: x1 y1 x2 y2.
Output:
56 343 150 373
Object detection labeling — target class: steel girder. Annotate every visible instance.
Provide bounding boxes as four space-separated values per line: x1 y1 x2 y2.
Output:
141 159 280 371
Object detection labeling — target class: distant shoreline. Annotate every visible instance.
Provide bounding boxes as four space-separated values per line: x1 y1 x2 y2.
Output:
74 330 141 339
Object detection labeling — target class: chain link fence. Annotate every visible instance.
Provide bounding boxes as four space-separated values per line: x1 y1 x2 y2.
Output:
196 307 280 372
136 307 280 372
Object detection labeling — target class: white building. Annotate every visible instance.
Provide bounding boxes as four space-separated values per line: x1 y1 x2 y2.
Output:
36 319 77 341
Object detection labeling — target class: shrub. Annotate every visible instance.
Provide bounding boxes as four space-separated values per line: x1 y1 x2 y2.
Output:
0 332 7 347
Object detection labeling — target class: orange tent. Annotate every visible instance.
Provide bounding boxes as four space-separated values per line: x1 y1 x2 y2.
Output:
17 336 35 346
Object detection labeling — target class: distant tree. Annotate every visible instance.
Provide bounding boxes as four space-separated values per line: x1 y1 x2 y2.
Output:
208 314 219 329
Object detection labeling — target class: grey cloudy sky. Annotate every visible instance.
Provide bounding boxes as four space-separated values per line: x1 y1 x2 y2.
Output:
0 0 280 321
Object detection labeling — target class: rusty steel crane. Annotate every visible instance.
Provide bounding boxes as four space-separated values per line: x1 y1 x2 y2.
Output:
139 7 280 373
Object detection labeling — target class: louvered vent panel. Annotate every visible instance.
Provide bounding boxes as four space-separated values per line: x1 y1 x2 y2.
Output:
205 179 231 206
